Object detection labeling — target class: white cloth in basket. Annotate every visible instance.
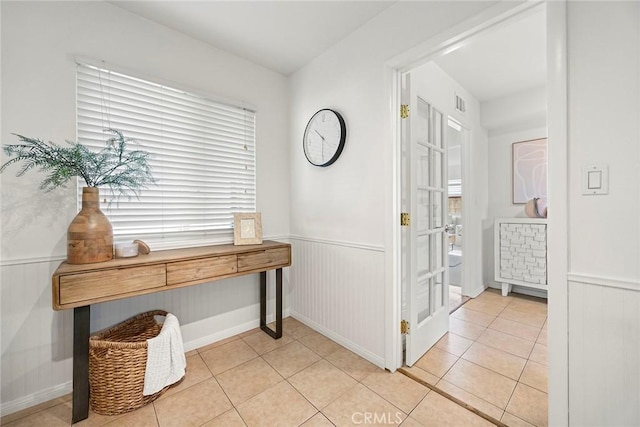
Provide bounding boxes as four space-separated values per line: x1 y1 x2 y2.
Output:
143 313 186 396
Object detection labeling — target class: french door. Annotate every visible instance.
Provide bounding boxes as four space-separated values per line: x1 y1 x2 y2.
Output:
402 72 450 366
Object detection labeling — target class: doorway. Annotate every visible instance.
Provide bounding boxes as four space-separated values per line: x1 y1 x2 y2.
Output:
386 1 568 424
446 118 469 313
399 58 481 368
396 0 547 366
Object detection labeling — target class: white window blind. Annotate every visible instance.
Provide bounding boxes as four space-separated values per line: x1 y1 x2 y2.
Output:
76 62 256 247
448 179 462 197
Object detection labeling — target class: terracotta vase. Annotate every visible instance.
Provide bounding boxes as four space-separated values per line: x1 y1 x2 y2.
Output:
67 187 113 264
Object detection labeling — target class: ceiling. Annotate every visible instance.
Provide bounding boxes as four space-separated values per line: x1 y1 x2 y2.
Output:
109 1 395 76
109 1 546 101
434 7 546 102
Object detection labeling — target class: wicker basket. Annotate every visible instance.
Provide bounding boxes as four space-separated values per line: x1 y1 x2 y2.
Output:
89 310 177 415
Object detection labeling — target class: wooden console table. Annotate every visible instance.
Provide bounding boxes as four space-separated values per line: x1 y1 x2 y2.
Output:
52 240 291 423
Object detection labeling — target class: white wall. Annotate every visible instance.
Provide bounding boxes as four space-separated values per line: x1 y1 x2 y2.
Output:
410 62 488 297
288 1 495 367
567 2 640 424
482 86 547 135
484 86 548 221
568 1 640 281
480 83 548 288
485 125 547 287
1 1 289 414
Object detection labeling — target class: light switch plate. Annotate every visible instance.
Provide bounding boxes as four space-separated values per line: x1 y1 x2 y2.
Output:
582 164 608 195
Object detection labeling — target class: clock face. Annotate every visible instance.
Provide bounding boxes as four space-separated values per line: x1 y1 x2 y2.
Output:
303 109 346 167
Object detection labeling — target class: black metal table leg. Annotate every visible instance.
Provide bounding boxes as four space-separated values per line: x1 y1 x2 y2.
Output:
72 305 90 424
260 268 283 339
275 268 283 337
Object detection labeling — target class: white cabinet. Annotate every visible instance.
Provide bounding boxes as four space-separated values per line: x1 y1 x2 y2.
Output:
494 218 547 296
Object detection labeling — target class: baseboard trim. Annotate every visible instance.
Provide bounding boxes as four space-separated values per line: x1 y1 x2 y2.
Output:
0 381 72 418
0 310 290 418
182 310 290 352
487 282 548 299
290 310 385 369
465 284 487 298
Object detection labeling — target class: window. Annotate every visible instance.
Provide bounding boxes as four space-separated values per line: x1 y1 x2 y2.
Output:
76 61 256 248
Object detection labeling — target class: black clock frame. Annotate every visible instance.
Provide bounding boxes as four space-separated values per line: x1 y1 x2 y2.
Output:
303 108 347 167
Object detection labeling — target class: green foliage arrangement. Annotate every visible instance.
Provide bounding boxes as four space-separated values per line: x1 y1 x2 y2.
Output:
0 129 155 198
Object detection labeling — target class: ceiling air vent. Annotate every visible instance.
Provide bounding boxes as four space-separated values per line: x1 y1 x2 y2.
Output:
455 94 466 114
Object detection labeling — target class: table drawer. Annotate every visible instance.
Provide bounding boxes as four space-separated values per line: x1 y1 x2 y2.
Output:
237 247 290 272
167 255 238 285
59 265 166 305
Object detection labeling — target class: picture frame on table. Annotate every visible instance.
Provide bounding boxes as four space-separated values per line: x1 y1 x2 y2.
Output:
233 213 263 245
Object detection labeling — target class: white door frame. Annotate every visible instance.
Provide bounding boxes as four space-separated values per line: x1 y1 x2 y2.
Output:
446 118 470 297
383 1 568 424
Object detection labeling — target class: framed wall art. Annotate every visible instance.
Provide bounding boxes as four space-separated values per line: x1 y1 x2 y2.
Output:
233 213 263 245
512 138 548 204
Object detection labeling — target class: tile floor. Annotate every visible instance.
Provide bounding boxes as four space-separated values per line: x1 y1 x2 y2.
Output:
3 289 546 427
404 288 548 427
448 286 469 313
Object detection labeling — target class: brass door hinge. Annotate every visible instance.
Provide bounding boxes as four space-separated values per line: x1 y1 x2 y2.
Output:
400 104 410 119
401 320 410 334
400 212 410 227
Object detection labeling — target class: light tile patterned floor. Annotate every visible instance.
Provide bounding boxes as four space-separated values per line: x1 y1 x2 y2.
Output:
3 289 546 427
449 285 469 313
407 289 548 427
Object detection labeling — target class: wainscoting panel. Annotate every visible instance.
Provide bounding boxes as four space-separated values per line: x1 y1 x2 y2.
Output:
1 254 289 416
289 237 386 366
568 277 640 426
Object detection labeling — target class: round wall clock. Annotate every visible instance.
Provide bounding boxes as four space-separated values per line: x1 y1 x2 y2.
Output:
303 109 346 167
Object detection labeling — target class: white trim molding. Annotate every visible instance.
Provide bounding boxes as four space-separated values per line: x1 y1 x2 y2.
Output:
0 381 72 419
568 273 640 292
289 235 384 253
487 282 548 299
0 255 66 267
290 310 385 368
182 310 290 353
546 1 569 425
